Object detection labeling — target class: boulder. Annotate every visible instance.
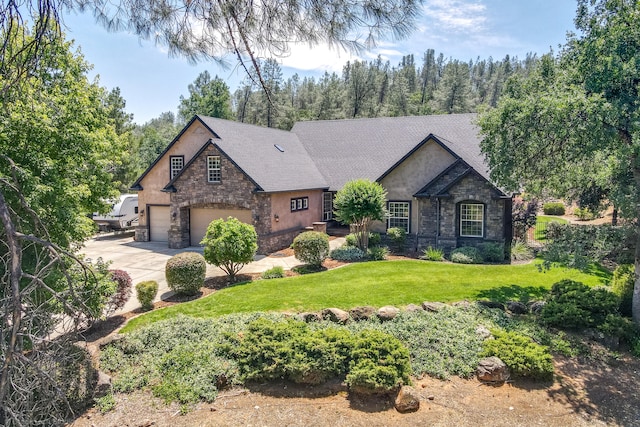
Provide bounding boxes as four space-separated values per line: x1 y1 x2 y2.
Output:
422 301 446 312
506 301 528 315
321 308 350 324
476 357 510 383
477 300 505 311
405 303 423 312
529 301 546 314
349 306 377 321
94 371 112 398
394 386 421 413
377 306 400 321
452 300 471 309
298 312 322 323
475 325 492 340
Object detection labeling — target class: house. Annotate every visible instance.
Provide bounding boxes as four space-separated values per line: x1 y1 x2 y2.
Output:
131 113 513 254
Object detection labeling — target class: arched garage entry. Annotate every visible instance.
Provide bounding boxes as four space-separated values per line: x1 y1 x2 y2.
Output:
190 206 253 246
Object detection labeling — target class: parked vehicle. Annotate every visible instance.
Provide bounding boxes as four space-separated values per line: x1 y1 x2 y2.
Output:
92 194 139 232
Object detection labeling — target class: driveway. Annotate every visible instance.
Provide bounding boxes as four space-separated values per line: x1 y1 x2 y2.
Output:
79 233 344 314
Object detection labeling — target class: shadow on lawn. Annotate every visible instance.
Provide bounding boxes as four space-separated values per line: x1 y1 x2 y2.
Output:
475 284 549 304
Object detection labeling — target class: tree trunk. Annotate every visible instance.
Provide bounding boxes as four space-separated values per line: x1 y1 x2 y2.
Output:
632 163 640 325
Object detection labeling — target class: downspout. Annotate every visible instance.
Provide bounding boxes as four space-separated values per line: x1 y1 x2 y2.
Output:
436 197 440 248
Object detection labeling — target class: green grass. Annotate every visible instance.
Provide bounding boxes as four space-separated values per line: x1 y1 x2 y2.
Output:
534 215 569 241
122 260 609 332
537 215 569 225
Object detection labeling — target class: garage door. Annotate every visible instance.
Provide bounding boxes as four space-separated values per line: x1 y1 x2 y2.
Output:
190 208 252 246
149 206 170 242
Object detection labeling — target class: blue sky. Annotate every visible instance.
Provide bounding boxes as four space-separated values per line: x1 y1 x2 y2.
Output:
62 0 579 124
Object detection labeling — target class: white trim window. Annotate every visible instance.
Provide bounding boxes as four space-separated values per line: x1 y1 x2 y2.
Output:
323 192 333 221
291 197 309 212
207 155 221 183
460 203 484 237
387 201 410 233
170 156 184 179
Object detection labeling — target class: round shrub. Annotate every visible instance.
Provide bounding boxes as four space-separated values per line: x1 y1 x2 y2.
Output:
367 246 388 261
292 231 330 267
611 264 634 317
543 202 565 215
135 280 158 311
201 217 258 280
165 252 206 295
346 232 381 248
261 266 285 279
105 269 133 315
329 246 366 262
478 242 504 262
450 246 483 264
481 329 553 380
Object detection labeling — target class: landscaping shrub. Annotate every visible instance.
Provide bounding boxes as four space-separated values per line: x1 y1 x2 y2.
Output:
573 207 596 221
367 245 388 261
135 280 158 311
611 264 634 317
292 231 330 267
510 241 534 261
165 252 206 295
105 269 133 315
479 242 505 262
540 279 619 329
346 232 381 248
423 246 444 261
329 246 366 261
450 246 483 264
387 227 407 253
201 217 258 280
597 314 638 343
481 329 553 380
543 202 565 215
261 266 285 279
346 329 411 394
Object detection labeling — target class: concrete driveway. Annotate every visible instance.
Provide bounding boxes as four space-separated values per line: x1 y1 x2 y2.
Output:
79 233 344 313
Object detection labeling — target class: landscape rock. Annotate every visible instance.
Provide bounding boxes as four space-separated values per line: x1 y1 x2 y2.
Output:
475 325 492 340
422 302 446 312
476 357 510 383
477 300 506 311
94 371 112 398
349 306 377 321
321 308 350 324
298 312 322 323
529 301 546 314
405 303 423 312
394 386 421 413
452 300 471 309
377 305 400 321
506 301 528 314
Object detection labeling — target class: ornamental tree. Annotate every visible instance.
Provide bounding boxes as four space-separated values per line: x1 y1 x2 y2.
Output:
333 179 387 251
479 0 640 324
201 217 258 281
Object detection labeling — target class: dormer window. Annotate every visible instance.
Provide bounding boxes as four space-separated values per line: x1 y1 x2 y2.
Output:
170 156 184 179
207 156 221 183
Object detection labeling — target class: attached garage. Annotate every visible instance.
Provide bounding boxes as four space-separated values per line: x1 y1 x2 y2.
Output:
149 205 170 242
190 207 253 246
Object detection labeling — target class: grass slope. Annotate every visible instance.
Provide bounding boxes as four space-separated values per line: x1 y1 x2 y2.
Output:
123 260 608 332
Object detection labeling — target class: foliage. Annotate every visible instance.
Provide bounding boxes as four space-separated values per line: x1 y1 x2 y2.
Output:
450 246 483 264
510 241 534 261
367 245 389 261
573 207 596 221
512 197 539 242
94 393 116 414
481 330 554 380
543 223 635 269
333 179 387 250
540 280 619 329
597 314 638 343
201 217 258 280
423 246 444 261
136 281 159 311
292 231 330 267
261 266 285 279
178 71 232 122
386 227 407 253
478 242 505 263
165 252 206 295
612 264 635 317
105 269 133 316
329 246 367 262
542 202 566 216
132 112 179 175
346 232 381 248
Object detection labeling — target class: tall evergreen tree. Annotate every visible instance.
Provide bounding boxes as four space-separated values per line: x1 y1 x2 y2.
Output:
178 71 233 122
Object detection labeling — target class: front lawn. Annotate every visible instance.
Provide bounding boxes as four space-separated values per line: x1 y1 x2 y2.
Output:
123 259 608 332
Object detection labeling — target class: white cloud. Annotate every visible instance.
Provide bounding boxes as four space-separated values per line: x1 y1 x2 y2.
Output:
422 0 488 33
275 42 360 72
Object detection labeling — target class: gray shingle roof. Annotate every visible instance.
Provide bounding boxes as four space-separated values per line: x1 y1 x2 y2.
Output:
291 113 489 191
197 116 328 193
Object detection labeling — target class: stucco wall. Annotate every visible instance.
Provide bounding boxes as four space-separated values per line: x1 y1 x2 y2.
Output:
270 190 323 233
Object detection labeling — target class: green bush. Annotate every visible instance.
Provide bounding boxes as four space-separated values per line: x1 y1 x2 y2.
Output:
330 246 366 261
423 246 444 261
510 241 534 261
201 217 258 280
165 252 206 295
450 246 483 264
346 329 411 394
540 280 619 329
106 269 133 316
367 246 388 261
597 314 638 342
481 329 553 380
346 232 381 248
292 231 330 267
387 227 407 253
135 280 158 311
261 266 285 279
543 202 566 215
611 264 634 317
478 242 504 262
573 207 596 221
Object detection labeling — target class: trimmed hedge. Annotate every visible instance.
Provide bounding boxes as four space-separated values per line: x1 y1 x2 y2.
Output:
166 252 206 295
292 231 330 267
543 202 565 216
136 280 158 311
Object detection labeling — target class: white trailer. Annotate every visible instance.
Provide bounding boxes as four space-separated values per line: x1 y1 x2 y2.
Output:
92 194 139 232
